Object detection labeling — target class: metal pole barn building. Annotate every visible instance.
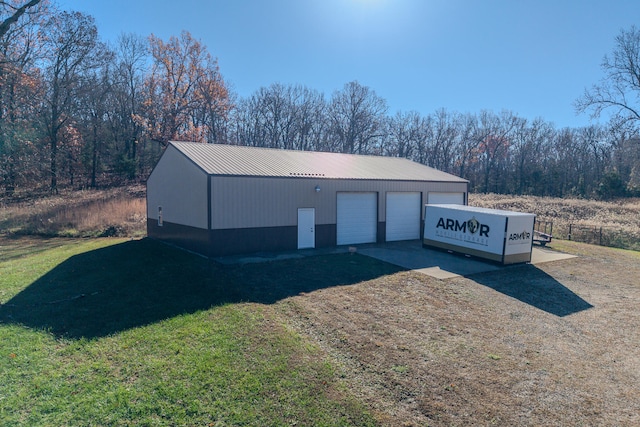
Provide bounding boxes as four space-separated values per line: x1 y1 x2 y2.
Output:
146 141 469 257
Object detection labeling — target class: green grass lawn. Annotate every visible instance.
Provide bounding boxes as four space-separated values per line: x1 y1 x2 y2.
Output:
0 237 396 426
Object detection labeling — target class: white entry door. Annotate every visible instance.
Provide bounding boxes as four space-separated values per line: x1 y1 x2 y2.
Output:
297 208 315 249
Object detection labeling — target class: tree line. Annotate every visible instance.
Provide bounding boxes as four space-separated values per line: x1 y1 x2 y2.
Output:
1 1 639 198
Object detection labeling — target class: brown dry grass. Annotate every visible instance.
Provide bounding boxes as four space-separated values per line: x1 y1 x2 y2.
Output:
469 193 640 236
0 185 146 237
278 240 640 426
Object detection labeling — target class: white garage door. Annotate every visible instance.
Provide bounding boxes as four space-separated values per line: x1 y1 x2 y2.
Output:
386 192 421 241
337 192 377 245
427 192 465 205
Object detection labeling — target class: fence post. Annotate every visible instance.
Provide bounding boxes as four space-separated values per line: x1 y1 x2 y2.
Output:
599 226 603 246
568 223 572 241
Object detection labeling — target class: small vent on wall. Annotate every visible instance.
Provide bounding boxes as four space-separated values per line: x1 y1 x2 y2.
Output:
289 172 325 177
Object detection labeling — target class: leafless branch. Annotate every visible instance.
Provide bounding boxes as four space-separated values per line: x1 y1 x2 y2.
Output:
0 0 40 39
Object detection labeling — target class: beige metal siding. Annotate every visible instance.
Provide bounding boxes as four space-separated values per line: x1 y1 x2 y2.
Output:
427 192 466 204
147 145 208 229
210 176 467 230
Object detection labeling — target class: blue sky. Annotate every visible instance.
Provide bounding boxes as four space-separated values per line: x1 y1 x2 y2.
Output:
56 0 640 128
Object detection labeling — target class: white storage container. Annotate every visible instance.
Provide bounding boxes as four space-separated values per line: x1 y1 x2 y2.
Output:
423 204 535 265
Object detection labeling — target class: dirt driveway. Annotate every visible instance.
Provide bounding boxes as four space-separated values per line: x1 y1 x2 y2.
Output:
278 241 640 426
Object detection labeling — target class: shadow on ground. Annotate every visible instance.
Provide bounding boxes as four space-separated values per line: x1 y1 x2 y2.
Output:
0 238 403 340
470 264 593 317
0 235 79 263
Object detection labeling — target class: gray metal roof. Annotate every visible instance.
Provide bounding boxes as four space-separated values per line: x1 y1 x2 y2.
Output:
170 141 468 182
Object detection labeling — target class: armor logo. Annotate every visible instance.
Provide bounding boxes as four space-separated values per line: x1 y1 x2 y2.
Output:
467 217 480 234
435 216 490 237
509 230 531 241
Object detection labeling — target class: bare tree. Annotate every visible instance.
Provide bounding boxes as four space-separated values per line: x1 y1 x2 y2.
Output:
96 33 150 179
509 117 554 194
409 113 433 165
428 109 462 173
231 97 268 147
232 83 326 150
76 61 115 187
576 26 640 126
290 85 326 151
0 0 47 194
475 111 518 192
249 83 295 149
114 33 147 162
385 110 420 159
39 11 107 192
452 112 487 181
327 81 388 154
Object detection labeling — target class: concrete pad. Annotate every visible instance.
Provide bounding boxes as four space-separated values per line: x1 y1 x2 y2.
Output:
413 267 462 280
213 240 577 279
358 240 576 279
358 243 502 278
530 246 577 264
